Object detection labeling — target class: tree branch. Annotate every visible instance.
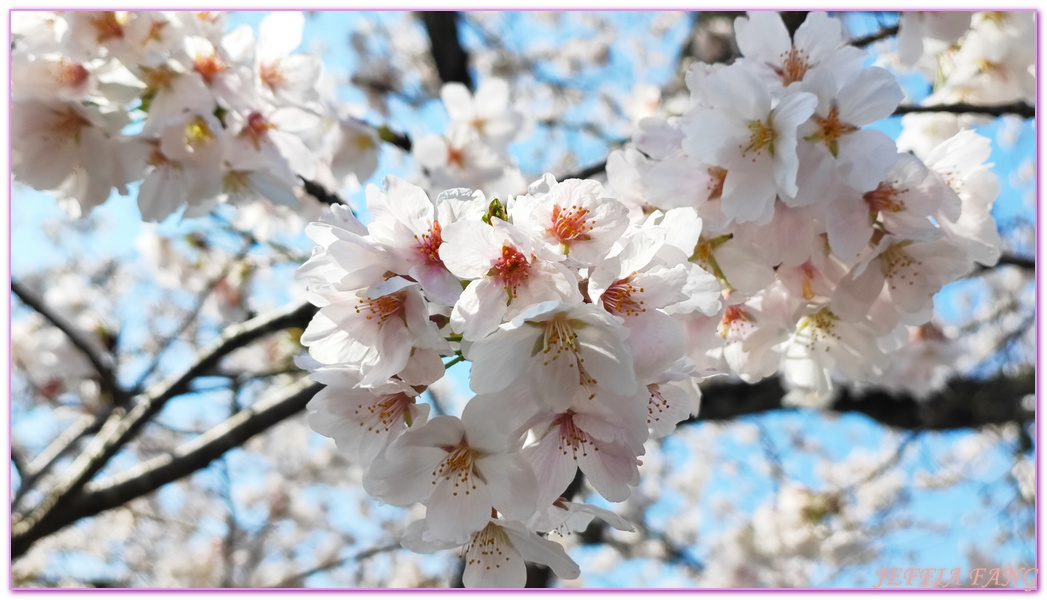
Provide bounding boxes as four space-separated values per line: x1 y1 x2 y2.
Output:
270 542 400 587
892 102 1034 119
299 176 345 206
689 370 1034 431
12 378 323 560
999 253 1036 270
419 11 473 89
561 160 608 181
11 300 317 559
11 280 128 405
12 414 100 510
132 240 255 392
849 23 900 48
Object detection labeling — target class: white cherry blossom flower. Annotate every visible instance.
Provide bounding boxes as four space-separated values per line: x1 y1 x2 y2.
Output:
897 11 974 67
300 277 450 385
364 405 538 545
252 11 321 107
922 131 1003 267
513 175 630 266
441 78 525 149
734 11 866 89
467 300 637 412
825 153 960 262
306 366 431 464
401 517 580 588
365 176 464 306
526 497 635 536
780 306 890 407
522 389 646 504
440 218 581 341
682 63 817 224
795 68 903 195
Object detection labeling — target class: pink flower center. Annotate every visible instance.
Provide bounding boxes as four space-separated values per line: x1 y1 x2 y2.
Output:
774 48 811 86
146 20 167 42
260 61 285 90
356 393 413 434
194 50 227 84
601 276 646 317
863 183 906 213
47 107 90 142
433 440 478 496
555 412 600 458
719 305 753 339
354 290 406 323
548 204 594 245
241 111 276 149
800 262 817 300
414 222 444 266
447 146 466 168
89 12 126 42
490 244 531 299
912 323 945 342
56 61 89 89
809 105 858 157
647 384 671 426
465 522 512 570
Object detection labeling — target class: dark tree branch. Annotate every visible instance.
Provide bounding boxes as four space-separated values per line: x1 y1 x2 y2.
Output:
849 23 900 48
11 300 318 559
892 102 1034 119
299 176 345 206
12 379 323 559
11 280 128 405
992 252 1034 268
689 370 1034 431
11 445 29 480
12 414 99 510
979 253 1036 273
779 11 809 38
561 160 608 181
419 11 473 90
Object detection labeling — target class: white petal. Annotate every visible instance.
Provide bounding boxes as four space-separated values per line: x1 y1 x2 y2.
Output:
468 324 536 395
259 11 304 57
502 521 581 581
476 453 538 521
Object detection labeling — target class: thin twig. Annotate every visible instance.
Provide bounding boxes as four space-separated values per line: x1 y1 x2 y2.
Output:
973 253 1036 275
270 543 401 587
12 414 100 510
849 23 900 48
133 241 255 392
561 160 608 181
892 102 1034 119
14 378 323 558
11 281 127 405
11 300 317 558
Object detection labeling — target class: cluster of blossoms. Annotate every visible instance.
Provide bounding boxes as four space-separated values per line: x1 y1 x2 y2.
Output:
298 171 718 586
13 9 1013 588
11 11 380 224
604 10 1002 407
892 11 1035 156
413 78 529 197
295 11 1005 586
